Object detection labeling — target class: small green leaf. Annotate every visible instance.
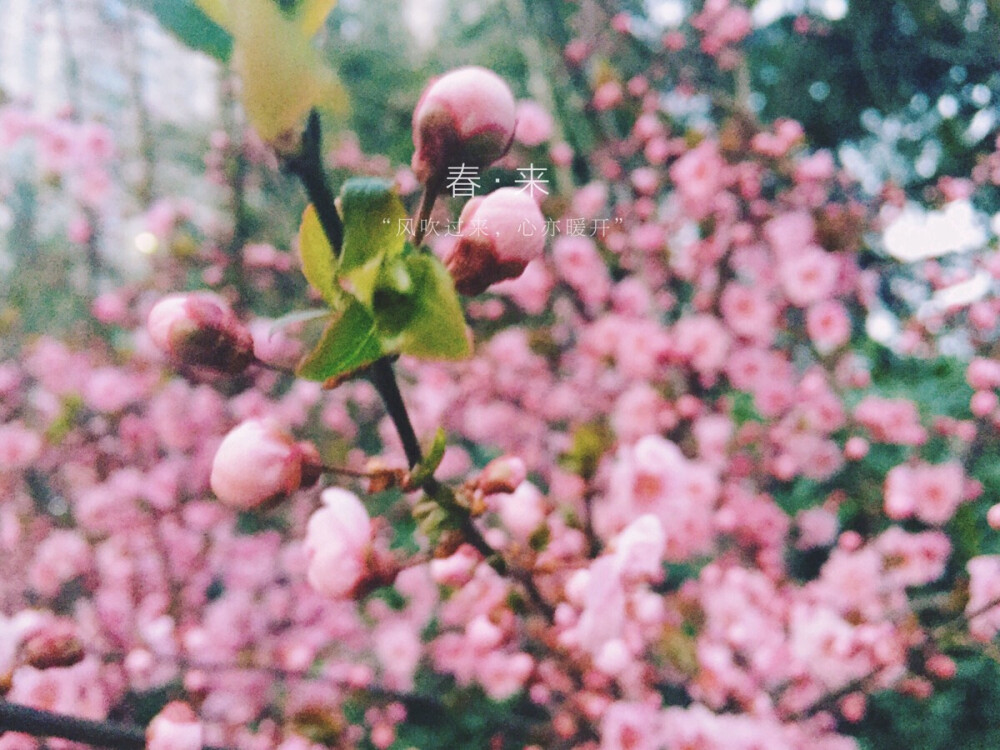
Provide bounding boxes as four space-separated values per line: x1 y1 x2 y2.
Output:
372 256 418 336
410 428 448 487
397 253 471 360
298 205 339 306
135 0 233 61
559 420 614 479
339 178 408 272
296 298 383 383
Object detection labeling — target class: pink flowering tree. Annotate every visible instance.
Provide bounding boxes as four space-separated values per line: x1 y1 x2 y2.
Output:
3 1 1000 749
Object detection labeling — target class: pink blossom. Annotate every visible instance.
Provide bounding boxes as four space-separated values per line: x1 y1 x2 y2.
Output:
600 701 662 750
210 420 312 509
884 461 965 525
610 514 665 581
671 314 730 378
796 507 839 550
967 357 1000 390
967 556 1000 641
779 248 839 307
445 187 546 295
552 235 611 310
0 421 42 471
477 455 527 495
875 527 950 588
478 651 534 700
571 182 609 219
720 283 777 343
490 259 554 315
592 81 624 111
795 150 836 182
411 66 516 182
765 211 816 259
304 488 372 599
970 389 998 418
807 300 851 353
670 140 725 220
147 293 254 374
514 100 554 147
29 530 92 598
854 397 927 445
374 619 422 691
495 481 547 541
147 702 203 750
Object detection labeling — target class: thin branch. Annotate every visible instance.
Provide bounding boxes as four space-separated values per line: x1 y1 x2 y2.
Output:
0 700 228 750
286 110 343 255
368 357 424 470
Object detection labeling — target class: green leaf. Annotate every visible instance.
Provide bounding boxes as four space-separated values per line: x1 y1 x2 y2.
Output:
339 178 408 272
409 428 448 487
298 205 339 305
397 253 471 360
371 256 418 336
296 298 383 383
134 0 233 61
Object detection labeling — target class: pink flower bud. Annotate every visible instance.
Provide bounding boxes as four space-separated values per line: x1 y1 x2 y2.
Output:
477 455 527 495
411 66 516 184
987 503 1000 530
925 653 957 680
445 187 546 296
147 702 203 750
210 419 309 509
22 619 84 670
304 488 373 599
839 692 866 723
971 389 999 418
147 293 254 374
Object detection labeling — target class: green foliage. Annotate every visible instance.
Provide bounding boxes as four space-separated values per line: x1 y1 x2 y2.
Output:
296 178 470 383
560 421 615 480
408 428 448 488
297 299 384 383
393 252 471 359
373 672 543 750
772 477 824 516
867 345 973 420
338 178 408 273
853 655 1000 750
298 205 340 305
133 0 233 61
747 0 1000 191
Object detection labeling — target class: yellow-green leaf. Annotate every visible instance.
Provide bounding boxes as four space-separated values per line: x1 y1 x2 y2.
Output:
339 178 408 272
229 0 335 141
299 204 339 306
397 253 471 360
296 298 383 383
298 0 338 35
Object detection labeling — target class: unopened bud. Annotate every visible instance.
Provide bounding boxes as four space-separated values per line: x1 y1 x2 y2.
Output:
412 66 516 184
445 188 546 295
305 488 374 599
477 455 527 495
210 420 313 509
147 293 254 374
22 620 84 670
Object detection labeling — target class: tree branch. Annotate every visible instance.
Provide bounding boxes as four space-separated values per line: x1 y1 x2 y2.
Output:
286 110 343 255
0 700 227 750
